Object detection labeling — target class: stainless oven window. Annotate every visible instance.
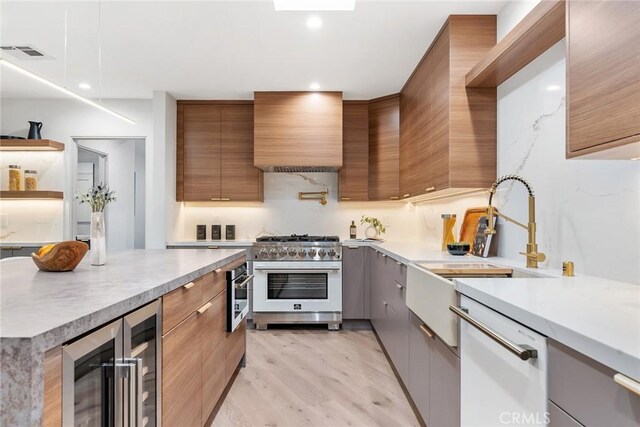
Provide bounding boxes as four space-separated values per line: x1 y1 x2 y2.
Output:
73 340 116 426
267 272 328 299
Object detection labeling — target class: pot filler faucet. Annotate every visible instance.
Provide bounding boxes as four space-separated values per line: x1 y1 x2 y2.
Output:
485 175 546 268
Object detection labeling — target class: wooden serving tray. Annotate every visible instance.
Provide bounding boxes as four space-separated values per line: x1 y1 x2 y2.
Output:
459 207 497 244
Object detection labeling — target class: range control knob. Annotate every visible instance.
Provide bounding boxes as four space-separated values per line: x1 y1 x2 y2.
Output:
308 248 317 257
269 248 278 258
298 249 307 257
328 248 337 257
318 249 327 257
258 248 268 258
288 248 297 256
278 247 288 256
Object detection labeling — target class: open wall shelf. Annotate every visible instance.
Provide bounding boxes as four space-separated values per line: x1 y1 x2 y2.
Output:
0 139 65 151
0 191 64 200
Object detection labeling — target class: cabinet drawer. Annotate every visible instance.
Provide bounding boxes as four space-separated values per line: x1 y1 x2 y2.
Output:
549 401 583 427
201 269 225 303
225 320 246 382
163 275 205 333
549 340 640 427
372 293 409 385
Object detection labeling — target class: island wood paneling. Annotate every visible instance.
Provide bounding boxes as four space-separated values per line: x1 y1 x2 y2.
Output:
566 0 640 159
339 101 370 201
369 94 400 201
201 291 227 424
221 104 263 201
43 346 62 427
180 104 222 201
400 16 496 200
465 0 566 87
253 92 343 169
162 312 202 427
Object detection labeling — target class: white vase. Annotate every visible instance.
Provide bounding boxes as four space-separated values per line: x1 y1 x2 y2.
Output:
90 212 107 266
365 225 379 239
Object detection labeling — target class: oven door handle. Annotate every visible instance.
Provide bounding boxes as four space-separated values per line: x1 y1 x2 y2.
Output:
236 274 254 289
254 268 341 272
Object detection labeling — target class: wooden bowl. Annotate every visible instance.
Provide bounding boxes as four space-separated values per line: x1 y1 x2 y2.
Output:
31 241 89 272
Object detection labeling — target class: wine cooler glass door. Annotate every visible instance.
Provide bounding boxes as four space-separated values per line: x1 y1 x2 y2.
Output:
123 300 161 427
62 319 124 427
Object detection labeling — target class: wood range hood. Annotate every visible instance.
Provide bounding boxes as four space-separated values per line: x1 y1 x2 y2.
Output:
253 91 343 172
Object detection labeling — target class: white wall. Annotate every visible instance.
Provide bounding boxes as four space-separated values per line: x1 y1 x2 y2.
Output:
134 140 146 249
0 98 161 247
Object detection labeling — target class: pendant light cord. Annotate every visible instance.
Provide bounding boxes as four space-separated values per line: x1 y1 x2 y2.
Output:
98 0 102 103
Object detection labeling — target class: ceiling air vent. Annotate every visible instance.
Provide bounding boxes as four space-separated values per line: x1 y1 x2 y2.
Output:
0 45 53 60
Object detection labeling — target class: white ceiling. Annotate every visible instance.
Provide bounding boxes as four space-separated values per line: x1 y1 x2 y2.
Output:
0 0 507 100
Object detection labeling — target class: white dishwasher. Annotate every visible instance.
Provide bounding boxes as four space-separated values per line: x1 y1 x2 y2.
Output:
453 295 548 427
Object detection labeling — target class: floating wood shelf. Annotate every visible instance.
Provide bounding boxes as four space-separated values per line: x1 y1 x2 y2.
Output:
0 191 64 200
0 139 65 151
465 0 566 88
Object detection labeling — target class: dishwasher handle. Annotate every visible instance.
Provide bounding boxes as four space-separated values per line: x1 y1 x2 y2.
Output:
449 305 538 361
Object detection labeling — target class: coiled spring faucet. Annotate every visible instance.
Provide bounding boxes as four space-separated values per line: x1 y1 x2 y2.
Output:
486 175 546 268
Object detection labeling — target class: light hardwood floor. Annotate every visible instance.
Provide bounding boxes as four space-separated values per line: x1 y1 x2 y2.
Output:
211 328 420 427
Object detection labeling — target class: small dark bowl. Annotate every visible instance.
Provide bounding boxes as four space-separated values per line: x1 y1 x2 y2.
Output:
447 242 470 256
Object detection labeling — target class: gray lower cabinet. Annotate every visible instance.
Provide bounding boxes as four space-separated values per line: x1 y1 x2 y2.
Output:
1 246 39 258
549 340 640 427
342 245 367 319
549 401 584 427
409 311 461 427
409 312 431 423
369 248 410 388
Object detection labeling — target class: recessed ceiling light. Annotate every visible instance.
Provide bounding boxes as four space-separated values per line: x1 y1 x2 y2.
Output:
306 16 322 29
274 0 355 11
546 85 562 92
309 82 320 90
78 82 91 90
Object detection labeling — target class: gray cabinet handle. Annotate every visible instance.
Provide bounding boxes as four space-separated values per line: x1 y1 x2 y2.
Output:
347 246 359 249
614 373 640 397
208 246 220 249
449 305 538 361
395 281 404 289
396 261 402 266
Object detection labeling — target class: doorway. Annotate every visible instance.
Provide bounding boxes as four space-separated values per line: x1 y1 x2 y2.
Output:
74 138 146 250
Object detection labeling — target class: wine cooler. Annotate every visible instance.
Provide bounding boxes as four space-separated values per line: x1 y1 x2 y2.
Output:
62 300 161 427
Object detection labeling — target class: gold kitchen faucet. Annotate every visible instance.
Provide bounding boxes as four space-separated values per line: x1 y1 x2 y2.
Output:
485 175 546 268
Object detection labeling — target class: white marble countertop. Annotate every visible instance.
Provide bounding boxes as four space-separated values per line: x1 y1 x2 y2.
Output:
454 276 640 382
345 239 640 381
0 248 245 345
167 240 254 247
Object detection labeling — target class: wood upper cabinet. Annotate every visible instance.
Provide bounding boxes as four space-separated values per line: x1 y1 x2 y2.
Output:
339 101 369 201
178 104 222 201
253 92 343 169
221 104 263 201
177 101 263 202
567 0 640 159
369 94 400 201
400 16 497 199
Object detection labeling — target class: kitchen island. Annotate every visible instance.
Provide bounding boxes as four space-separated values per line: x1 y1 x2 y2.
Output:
0 248 246 426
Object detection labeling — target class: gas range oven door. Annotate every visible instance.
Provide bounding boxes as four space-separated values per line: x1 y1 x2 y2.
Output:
253 261 342 313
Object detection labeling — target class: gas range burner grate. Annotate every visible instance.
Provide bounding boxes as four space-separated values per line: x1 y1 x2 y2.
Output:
256 234 340 243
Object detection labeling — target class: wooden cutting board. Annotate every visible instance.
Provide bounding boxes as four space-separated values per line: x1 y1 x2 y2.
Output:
459 207 497 245
416 262 513 276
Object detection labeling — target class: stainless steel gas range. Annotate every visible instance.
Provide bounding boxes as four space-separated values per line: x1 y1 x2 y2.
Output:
252 235 342 330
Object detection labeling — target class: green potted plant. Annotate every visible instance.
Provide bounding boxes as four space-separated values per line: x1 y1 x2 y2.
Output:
361 215 386 239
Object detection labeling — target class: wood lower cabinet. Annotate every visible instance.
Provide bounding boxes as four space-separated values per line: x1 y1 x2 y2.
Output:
342 245 367 319
162 312 202 427
566 0 640 159
339 102 370 201
43 346 62 427
177 101 263 202
400 16 496 199
162 257 247 427
201 291 227 421
369 95 400 201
